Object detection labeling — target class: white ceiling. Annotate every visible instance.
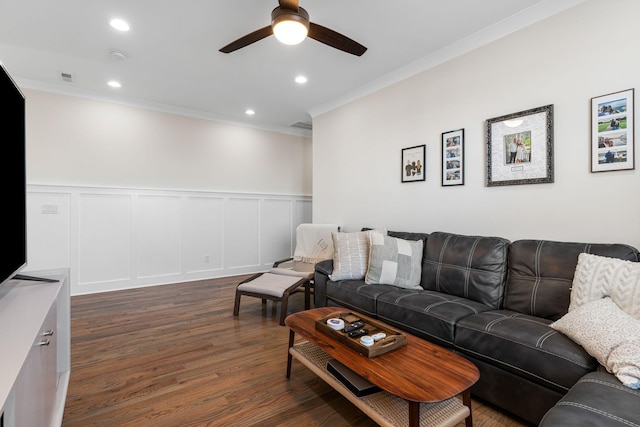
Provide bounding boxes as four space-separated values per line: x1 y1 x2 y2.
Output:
0 0 582 136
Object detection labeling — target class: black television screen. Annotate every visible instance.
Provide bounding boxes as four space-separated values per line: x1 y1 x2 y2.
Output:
0 61 26 288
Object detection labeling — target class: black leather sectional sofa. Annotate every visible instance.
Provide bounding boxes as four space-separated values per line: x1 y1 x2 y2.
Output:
313 230 640 426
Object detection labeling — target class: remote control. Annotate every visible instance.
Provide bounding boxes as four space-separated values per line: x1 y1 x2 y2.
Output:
348 328 369 338
343 321 364 333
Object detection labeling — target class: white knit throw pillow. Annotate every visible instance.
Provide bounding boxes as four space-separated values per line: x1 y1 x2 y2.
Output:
570 253 640 319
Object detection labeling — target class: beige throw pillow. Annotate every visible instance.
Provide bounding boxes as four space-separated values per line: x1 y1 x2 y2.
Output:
551 297 640 389
329 231 370 281
570 253 640 319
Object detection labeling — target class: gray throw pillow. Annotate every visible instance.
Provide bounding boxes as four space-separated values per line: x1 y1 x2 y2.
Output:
365 230 423 289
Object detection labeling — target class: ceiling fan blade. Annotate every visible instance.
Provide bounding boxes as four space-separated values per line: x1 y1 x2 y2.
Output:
308 22 367 56
219 25 273 53
278 0 299 11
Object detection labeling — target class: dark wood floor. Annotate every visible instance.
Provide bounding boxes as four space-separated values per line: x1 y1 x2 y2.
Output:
62 275 529 426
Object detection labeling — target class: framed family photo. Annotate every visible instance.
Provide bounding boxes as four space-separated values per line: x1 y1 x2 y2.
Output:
591 88 634 172
486 104 554 187
401 145 425 182
441 129 464 186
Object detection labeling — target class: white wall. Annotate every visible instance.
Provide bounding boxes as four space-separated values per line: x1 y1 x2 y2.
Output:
21 90 313 294
24 89 312 195
312 0 640 250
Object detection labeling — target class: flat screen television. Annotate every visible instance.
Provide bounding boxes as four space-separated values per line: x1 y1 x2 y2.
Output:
0 60 27 289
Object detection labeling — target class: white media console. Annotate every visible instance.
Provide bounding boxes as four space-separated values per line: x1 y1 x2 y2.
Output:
0 270 70 427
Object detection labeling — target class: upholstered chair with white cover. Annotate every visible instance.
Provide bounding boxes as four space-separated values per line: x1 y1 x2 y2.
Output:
233 223 339 325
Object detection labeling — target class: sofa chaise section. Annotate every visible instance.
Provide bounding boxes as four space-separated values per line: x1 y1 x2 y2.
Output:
539 370 640 427
453 239 640 424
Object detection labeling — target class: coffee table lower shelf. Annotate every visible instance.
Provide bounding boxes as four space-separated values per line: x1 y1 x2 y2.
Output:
289 341 470 427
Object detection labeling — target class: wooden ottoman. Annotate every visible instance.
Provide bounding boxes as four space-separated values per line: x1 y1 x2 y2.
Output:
233 273 309 325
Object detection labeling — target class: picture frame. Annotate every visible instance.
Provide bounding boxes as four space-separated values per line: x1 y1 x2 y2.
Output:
401 145 425 183
486 104 554 187
441 129 464 186
590 88 634 172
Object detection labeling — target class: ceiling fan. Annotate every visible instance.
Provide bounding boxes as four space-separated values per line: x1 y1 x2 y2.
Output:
219 0 367 56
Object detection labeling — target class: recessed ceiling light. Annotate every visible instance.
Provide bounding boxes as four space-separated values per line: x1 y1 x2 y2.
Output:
295 75 308 84
245 109 255 116
110 18 130 32
107 80 122 88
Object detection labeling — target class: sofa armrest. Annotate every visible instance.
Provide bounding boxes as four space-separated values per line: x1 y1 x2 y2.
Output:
539 371 640 426
314 259 333 307
315 259 333 276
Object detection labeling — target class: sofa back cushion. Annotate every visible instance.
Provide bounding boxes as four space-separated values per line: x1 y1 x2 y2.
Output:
387 230 429 244
422 231 510 309
505 240 639 321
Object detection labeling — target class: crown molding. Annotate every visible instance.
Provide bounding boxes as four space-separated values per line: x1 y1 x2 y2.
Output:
18 78 312 139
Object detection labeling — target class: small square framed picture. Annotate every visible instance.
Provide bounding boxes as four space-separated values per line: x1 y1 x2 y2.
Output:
401 145 425 182
590 88 634 172
441 129 464 186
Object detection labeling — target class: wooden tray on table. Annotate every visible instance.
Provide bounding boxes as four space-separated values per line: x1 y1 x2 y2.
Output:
314 311 406 358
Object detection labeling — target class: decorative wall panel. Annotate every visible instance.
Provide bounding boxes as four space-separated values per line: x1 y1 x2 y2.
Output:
25 185 311 295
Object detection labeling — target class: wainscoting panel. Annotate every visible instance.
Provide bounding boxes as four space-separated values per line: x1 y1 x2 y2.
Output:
182 196 224 274
261 199 294 268
77 193 132 285
26 192 71 271
24 185 311 295
137 195 182 279
224 198 260 270
294 199 313 229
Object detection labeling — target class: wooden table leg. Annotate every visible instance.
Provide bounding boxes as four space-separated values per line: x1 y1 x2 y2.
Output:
286 329 295 379
408 401 420 427
463 389 473 427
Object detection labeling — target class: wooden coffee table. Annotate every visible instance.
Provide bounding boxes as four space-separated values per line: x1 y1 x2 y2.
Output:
285 307 479 427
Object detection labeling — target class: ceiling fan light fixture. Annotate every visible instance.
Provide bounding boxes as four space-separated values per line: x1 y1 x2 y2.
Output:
271 7 309 46
218 3 366 56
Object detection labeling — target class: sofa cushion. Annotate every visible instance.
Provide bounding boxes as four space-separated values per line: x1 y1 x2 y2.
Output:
570 253 640 319
539 371 640 427
455 309 597 393
376 289 494 348
505 240 639 321
365 230 423 289
329 231 370 281
551 297 640 389
325 280 397 317
421 231 510 309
